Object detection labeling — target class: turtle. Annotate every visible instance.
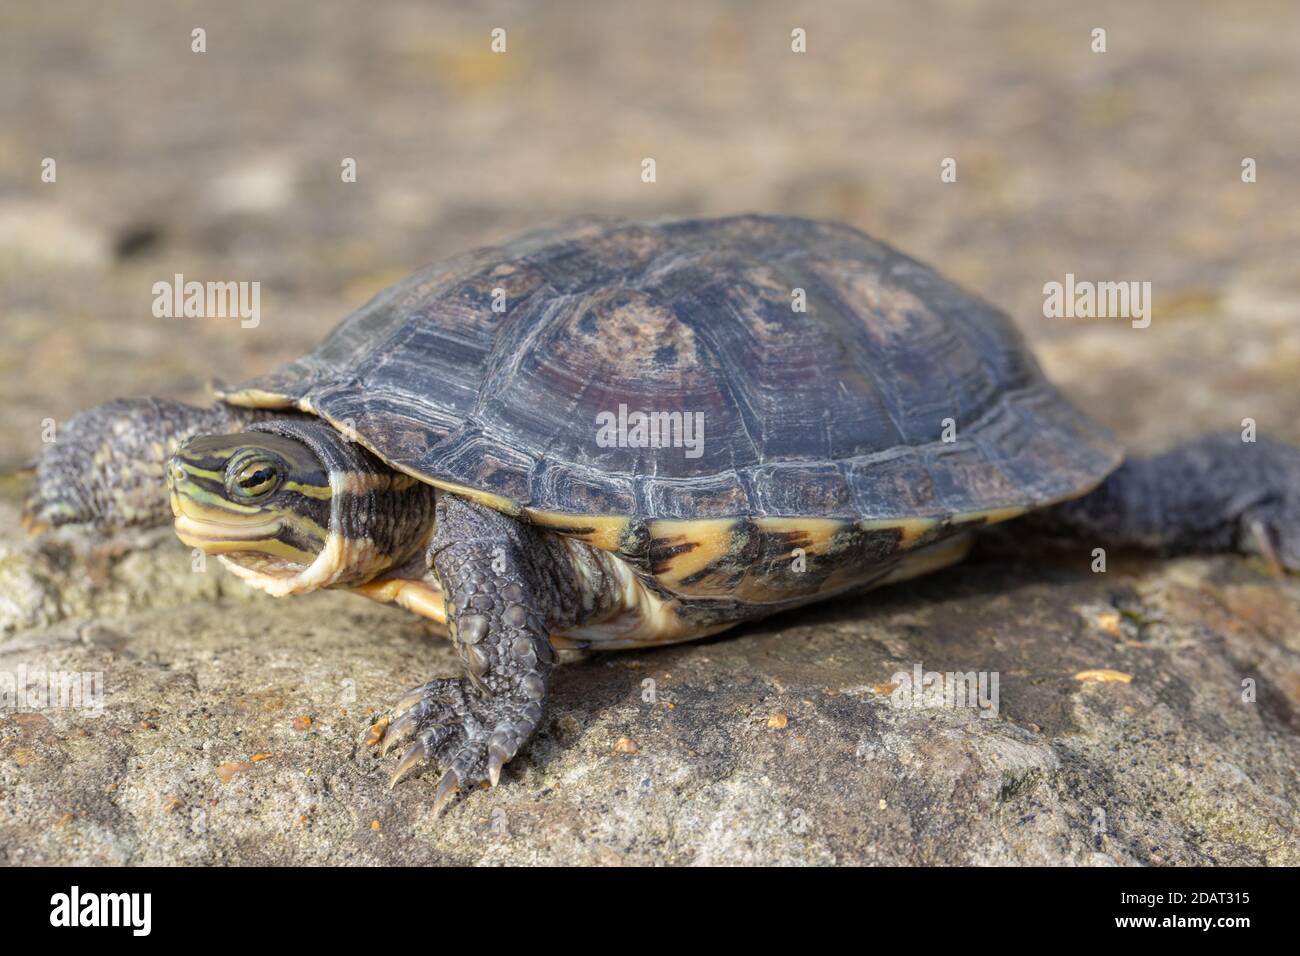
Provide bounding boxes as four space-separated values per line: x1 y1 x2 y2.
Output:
25 214 1300 813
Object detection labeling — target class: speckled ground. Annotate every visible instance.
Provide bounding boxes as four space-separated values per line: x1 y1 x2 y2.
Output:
1 0 1298 865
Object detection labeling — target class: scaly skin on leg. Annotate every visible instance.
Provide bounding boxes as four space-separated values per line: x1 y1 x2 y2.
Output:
24 398 277 533
1034 432 1300 572
374 494 620 812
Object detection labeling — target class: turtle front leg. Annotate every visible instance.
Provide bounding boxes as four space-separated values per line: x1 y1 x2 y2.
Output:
373 495 613 813
24 398 273 533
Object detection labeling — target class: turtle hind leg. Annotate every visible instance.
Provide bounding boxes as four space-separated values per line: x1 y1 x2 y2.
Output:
23 398 273 534
1033 432 1300 572
373 495 601 813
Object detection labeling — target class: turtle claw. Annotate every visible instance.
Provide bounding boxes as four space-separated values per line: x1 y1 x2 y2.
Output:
380 713 420 757
371 676 541 812
431 769 462 817
389 741 429 788
487 744 508 788
393 686 430 714
1249 518 1287 578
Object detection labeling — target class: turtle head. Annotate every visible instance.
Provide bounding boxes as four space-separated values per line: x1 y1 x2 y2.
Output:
168 420 436 596
168 431 331 573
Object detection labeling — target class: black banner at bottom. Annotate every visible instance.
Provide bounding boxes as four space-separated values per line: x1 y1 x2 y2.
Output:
0 864 1282 941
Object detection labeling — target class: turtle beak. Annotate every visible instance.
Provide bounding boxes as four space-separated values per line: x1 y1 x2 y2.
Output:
167 451 213 546
165 456 185 517
165 451 265 550
165 438 333 574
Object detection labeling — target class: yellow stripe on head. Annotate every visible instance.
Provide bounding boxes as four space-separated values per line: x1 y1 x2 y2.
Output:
166 419 437 599
168 431 333 573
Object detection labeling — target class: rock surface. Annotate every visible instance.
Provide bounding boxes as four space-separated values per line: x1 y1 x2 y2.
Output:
2 0 1299 865
3 500 1299 865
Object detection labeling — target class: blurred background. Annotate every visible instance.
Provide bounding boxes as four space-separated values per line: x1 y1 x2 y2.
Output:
2 0 1299 473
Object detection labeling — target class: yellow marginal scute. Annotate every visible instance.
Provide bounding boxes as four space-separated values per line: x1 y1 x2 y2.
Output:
753 516 845 555
646 517 740 591
525 510 629 552
423 477 521 516
954 505 1025 528
857 515 938 549
219 388 298 409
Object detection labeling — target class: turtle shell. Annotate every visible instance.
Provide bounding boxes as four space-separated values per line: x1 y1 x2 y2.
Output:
222 215 1121 601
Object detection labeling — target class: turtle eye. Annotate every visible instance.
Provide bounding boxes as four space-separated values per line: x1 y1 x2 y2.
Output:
228 458 282 500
